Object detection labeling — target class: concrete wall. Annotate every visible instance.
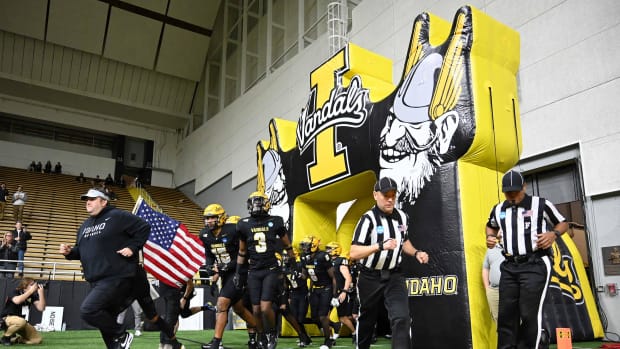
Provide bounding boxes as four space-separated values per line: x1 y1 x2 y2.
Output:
174 34 330 191
0 132 112 159
177 174 256 218
0 139 115 178
0 95 178 175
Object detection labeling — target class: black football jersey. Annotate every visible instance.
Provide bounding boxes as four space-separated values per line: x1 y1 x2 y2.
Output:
332 256 350 291
237 215 287 270
302 251 334 287
199 223 239 272
285 260 307 291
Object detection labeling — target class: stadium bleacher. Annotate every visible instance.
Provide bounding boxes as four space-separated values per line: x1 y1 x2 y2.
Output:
0 166 204 281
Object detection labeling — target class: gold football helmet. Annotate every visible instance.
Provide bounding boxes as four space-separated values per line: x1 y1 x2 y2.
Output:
226 215 241 224
203 203 227 229
326 241 342 257
300 235 320 255
247 191 271 216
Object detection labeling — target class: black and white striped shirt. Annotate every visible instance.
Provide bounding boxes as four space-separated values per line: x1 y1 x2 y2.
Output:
352 206 409 270
487 195 565 256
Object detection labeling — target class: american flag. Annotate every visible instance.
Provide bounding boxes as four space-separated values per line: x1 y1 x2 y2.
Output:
135 198 205 288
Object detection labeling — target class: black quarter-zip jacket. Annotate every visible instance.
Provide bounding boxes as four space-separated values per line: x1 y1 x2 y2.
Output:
65 205 150 282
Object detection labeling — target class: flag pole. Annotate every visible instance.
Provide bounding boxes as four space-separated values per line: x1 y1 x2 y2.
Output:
132 195 144 214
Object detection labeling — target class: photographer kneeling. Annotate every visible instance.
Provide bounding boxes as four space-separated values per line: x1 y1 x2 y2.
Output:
0 278 47 345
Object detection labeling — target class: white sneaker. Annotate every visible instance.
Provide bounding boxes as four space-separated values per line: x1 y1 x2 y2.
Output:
134 330 142 337
115 332 133 349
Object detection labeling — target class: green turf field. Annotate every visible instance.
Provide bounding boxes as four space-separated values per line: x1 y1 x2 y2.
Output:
33 330 364 348
30 330 605 348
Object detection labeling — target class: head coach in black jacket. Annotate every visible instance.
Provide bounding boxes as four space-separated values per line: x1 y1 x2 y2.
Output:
59 188 169 349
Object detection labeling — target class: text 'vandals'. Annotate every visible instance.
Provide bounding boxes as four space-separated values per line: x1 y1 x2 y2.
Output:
296 75 370 151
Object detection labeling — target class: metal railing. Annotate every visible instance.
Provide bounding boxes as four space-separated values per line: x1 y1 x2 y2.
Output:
0 258 83 281
0 259 219 285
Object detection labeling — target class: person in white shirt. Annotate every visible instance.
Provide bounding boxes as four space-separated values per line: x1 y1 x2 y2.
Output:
482 245 505 322
12 186 27 222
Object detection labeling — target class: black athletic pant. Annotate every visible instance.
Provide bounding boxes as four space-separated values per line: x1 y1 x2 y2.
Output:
356 269 410 349
132 267 159 320
159 283 183 345
290 288 308 326
497 255 551 349
81 277 134 349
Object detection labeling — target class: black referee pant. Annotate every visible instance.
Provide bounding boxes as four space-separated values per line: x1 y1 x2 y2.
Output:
497 255 551 349
356 269 410 349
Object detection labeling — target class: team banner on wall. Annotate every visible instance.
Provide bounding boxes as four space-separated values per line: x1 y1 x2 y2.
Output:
253 6 602 348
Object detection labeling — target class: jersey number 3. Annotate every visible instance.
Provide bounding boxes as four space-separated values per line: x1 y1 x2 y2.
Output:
254 232 267 253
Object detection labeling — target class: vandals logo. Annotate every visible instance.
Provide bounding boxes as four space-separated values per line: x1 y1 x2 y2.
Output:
296 75 370 152
550 241 584 304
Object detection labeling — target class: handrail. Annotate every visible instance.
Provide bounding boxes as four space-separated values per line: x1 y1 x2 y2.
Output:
0 258 219 285
158 204 202 212
0 257 83 280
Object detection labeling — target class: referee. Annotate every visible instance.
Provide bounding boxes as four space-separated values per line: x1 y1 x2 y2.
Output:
350 177 429 349
486 170 568 349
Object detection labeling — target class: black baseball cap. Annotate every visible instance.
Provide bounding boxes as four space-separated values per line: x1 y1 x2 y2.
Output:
374 177 398 194
502 170 524 192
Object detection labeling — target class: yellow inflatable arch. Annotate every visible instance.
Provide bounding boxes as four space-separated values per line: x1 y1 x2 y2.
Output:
253 6 602 348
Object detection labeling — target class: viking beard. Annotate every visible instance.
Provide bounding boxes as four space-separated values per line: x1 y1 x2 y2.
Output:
379 126 443 207
266 178 290 225
267 176 287 206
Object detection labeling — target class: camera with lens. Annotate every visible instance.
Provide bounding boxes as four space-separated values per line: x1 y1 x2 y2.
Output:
39 281 49 289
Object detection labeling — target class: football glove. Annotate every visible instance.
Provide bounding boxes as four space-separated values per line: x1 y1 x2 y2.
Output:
330 297 340 307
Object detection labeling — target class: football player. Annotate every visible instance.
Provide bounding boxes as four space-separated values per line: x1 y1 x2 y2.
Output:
200 204 258 349
300 236 338 349
234 192 294 349
326 241 356 340
276 250 312 347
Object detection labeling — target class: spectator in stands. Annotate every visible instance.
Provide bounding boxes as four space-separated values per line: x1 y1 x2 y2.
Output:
105 173 114 186
118 176 126 188
94 175 102 187
13 221 31 277
27 161 36 172
54 162 62 174
12 186 27 222
44 161 52 174
76 172 86 184
0 183 8 220
102 184 117 200
0 277 46 345
34 162 42 173
0 232 18 278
